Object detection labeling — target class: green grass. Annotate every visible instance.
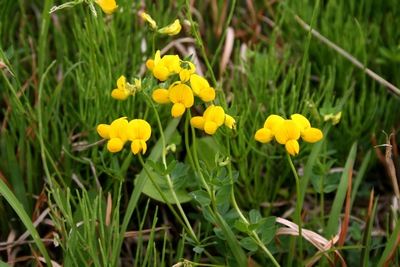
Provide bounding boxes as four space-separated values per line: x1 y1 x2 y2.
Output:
1 0 399 266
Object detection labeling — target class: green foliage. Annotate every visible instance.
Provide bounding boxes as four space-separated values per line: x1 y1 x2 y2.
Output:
1 0 399 266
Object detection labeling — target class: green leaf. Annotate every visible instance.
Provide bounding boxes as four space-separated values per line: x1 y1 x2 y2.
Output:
193 246 204 254
188 190 211 206
239 237 259 252
261 226 277 245
249 209 262 224
215 184 232 206
195 136 219 170
139 169 191 204
234 220 249 233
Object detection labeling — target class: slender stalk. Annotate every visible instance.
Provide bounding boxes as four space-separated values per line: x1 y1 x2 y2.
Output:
287 152 303 265
142 93 199 242
226 136 280 266
185 0 217 87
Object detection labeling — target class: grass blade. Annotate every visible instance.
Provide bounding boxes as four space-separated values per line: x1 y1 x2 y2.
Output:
0 179 52 266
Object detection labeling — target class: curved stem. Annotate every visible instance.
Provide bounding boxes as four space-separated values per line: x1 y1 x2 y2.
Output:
226 135 280 266
287 152 303 265
141 93 199 242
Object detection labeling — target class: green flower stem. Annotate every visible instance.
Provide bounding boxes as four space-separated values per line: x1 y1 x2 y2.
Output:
226 136 280 266
187 111 214 200
184 111 196 170
138 153 198 242
143 94 199 243
287 152 303 265
185 0 217 87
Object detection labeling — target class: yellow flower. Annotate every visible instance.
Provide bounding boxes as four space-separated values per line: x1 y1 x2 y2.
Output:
141 12 157 30
254 115 285 143
274 120 301 156
158 19 182 36
169 83 194 117
95 0 118 14
190 105 225 135
111 75 139 100
224 114 236 130
189 74 215 102
179 61 196 83
255 114 323 156
97 117 129 153
291 114 323 143
126 119 151 154
146 51 182 81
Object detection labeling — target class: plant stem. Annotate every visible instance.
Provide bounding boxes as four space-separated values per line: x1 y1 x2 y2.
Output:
287 152 303 265
142 93 199 242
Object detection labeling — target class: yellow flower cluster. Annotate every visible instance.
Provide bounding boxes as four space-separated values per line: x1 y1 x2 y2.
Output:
147 50 218 118
255 114 323 156
146 50 236 134
97 117 151 154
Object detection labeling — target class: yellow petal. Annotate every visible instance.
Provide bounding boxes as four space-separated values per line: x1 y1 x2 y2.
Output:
274 120 300 145
96 0 118 14
107 138 124 152
224 114 236 130
291 113 311 132
199 87 216 102
152 89 170 104
141 12 157 30
203 105 225 126
264 115 285 132
158 19 182 35
190 74 209 95
97 124 110 139
127 119 152 142
111 89 129 100
254 128 274 143
285 140 300 156
116 75 126 90
146 59 155 71
190 116 205 130
169 84 194 107
171 103 186 117
109 117 129 141
162 55 182 74
204 121 218 135
153 65 170 81
301 128 323 143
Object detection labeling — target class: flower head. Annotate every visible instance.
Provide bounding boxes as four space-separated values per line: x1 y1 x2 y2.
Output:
179 61 196 83
111 75 139 100
96 0 118 14
189 74 215 102
190 105 225 135
97 117 152 154
146 50 182 81
158 19 182 36
97 117 129 152
169 83 194 117
126 119 152 154
274 120 301 156
255 114 323 156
